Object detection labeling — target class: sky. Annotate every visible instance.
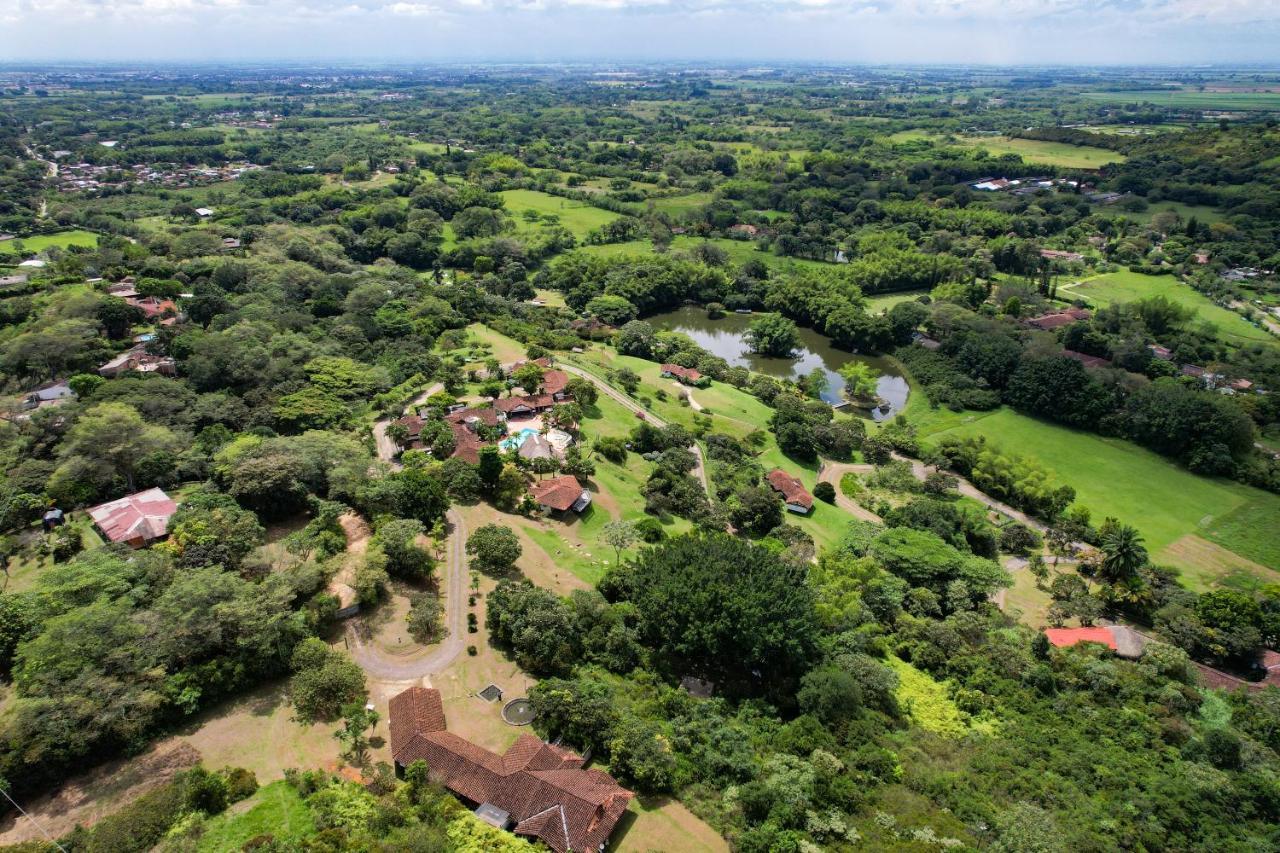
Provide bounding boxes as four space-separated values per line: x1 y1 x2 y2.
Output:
3 0 1280 65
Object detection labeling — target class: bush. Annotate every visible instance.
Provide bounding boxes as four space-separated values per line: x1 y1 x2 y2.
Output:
814 481 836 503
635 517 667 543
223 766 259 803
407 593 444 643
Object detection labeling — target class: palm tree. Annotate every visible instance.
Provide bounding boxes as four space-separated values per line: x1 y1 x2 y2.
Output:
1099 524 1148 583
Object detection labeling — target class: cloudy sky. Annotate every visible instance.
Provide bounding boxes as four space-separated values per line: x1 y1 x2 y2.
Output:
3 0 1278 64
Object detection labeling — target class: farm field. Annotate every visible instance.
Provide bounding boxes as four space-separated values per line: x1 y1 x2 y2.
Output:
956 135 1126 168
917 406 1280 590
498 188 620 239
1079 89 1280 111
1060 270 1272 344
1123 200 1228 226
0 229 99 256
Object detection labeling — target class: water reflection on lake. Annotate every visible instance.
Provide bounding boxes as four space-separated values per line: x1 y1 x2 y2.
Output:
647 306 909 421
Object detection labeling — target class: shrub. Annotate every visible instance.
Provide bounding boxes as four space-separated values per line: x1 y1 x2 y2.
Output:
634 517 667 543
814 481 836 503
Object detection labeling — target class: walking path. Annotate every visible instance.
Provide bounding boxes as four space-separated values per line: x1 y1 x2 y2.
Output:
559 362 710 495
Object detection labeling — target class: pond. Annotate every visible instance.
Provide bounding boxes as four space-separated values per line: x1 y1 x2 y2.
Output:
647 305 909 420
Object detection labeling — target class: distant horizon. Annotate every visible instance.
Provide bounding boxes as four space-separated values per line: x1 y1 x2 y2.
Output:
5 60 1280 71
5 1 1280 66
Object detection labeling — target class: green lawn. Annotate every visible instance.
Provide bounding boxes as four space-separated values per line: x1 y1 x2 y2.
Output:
917 407 1280 589
1123 201 1227 226
0 230 99 256
197 782 314 852
647 191 714 216
956 136 1125 169
1061 270 1272 345
866 290 928 313
498 189 620 240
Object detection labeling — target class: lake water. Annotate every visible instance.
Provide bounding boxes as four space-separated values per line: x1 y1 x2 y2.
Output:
647 305 909 420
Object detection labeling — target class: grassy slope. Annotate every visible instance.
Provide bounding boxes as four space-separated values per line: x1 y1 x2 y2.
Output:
1062 270 1272 345
0 230 99 256
958 136 1126 169
498 189 620 240
915 406 1280 589
197 782 315 852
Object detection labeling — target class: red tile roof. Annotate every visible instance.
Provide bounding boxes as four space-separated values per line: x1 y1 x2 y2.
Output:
495 394 555 414
1061 350 1112 369
1044 627 1117 650
445 406 502 427
529 475 586 512
660 364 702 382
389 687 632 853
765 468 813 510
86 487 177 547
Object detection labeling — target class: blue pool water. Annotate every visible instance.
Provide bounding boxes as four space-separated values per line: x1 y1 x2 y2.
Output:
499 428 539 451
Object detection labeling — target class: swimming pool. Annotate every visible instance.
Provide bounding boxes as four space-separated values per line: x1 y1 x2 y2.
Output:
499 428 540 451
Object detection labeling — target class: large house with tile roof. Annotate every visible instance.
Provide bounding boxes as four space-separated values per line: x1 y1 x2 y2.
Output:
389 686 633 853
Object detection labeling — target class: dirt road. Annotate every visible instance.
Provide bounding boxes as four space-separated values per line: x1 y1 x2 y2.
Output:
345 507 468 681
371 382 443 467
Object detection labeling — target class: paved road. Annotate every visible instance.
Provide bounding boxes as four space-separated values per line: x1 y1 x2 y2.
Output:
346 507 468 681
559 361 711 495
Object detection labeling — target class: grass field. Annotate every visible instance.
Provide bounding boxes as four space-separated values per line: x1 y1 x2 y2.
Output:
197 782 315 852
499 189 620 240
0 230 99 256
916 407 1280 590
646 191 714 216
1061 270 1272 344
866 289 928 313
957 136 1125 169
1123 200 1228 226
1079 90 1280 111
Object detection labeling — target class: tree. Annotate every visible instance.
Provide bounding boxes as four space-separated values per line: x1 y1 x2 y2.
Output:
566 377 598 406
560 445 596 480
167 489 266 572
371 519 433 580
621 532 819 701
477 446 503 495
745 313 799 357
585 294 638 326
389 467 450 526
813 481 836 504
334 701 379 766
52 402 180 496
509 365 544 398
838 361 879 400
1099 523 1148 584
289 638 367 722
466 524 522 575
602 520 638 566
730 485 783 536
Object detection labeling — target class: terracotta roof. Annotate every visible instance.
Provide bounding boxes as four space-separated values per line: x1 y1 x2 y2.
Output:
542 369 570 397
389 687 632 853
660 364 702 382
450 421 486 465
495 394 555 414
445 406 501 427
765 468 813 509
1044 627 1117 650
86 487 177 546
530 475 587 512
1061 350 1111 369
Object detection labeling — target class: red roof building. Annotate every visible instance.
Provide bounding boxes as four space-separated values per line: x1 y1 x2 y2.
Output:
389 687 633 853
1026 307 1091 331
1044 627 1118 651
529 475 591 513
660 364 706 386
1061 350 1112 369
86 487 177 548
495 394 556 416
765 468 813 514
